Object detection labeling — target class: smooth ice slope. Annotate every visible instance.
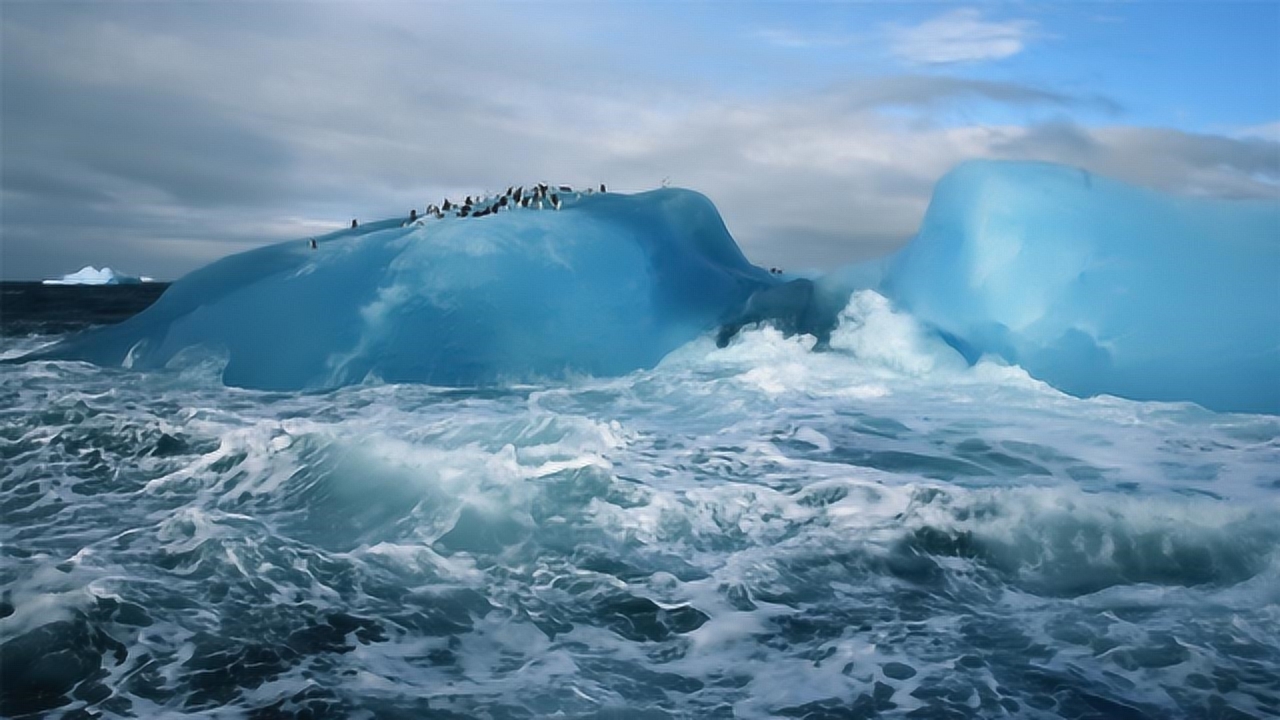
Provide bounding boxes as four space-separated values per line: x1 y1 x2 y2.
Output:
42 266 151 285
883 161 1280 414
37 190 774 389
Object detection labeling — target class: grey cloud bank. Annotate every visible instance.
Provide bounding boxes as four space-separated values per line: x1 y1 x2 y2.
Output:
3 3 1277 281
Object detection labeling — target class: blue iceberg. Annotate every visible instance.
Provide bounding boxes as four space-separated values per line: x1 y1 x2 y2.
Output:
36 190 773 389
26 163 1278 414
881 161 1280 414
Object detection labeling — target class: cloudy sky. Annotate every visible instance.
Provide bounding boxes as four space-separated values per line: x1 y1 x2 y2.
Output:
3 1 1278 281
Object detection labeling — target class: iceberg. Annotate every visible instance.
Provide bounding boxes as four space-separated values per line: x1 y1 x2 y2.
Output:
881 161 1280 414
35 190 773 389
42 266 152 285
24 163 1278 413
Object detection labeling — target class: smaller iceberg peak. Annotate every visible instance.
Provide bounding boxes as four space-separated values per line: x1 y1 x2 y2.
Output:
42 266 153 286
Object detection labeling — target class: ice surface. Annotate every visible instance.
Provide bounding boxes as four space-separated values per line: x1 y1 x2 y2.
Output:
38 190 774 389
41 266 152 285
881 161 1280 414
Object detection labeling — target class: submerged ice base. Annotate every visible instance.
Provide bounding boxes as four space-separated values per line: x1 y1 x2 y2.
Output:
882 161 1280 414
40 190 773 389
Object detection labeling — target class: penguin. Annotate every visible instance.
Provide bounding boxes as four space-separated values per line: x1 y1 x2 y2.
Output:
459 207 470 217
410 209 418 222
498 196 508 207
538 182 549 194
521 197 530 208
309 238 317 250
514 186 523 202
550 193 561 210
443 199 453 211
600 183 607 193
351 219 358 228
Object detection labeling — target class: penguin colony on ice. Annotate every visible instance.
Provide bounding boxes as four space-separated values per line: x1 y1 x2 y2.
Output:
404 183 606 225
328 184 783 274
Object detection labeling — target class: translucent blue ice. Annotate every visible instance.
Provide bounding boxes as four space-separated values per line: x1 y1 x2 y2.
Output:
41 190 773 389
882 161 1280 414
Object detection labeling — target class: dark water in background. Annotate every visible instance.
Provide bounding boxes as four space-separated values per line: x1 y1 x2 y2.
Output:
2 284 1279 719
1 283 170 337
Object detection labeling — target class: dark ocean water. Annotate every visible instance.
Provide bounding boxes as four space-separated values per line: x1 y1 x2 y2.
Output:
1 283 1278 719
2 283 170 337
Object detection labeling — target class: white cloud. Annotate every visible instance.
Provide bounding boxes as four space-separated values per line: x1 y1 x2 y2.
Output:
888 8 1036 65
753 28 855 49
1236 121 1280 142
3 2 1275 280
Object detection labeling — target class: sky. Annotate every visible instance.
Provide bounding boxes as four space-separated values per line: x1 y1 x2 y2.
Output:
2 1 1278 281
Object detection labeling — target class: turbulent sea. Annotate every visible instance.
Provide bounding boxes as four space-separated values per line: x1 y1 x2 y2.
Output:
2 282 1278 720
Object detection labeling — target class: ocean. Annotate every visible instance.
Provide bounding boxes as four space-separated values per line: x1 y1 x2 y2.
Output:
2 282 1277 719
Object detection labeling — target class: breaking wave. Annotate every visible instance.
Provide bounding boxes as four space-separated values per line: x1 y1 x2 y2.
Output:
3 290 1278 718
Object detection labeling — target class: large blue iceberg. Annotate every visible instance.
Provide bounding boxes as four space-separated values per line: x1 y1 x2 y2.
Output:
26 163 1279 414
36 190 774 389
881 161 1280 414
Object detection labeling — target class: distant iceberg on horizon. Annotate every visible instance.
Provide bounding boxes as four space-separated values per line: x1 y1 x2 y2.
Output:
25 161 1280 413
42 266 155 286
